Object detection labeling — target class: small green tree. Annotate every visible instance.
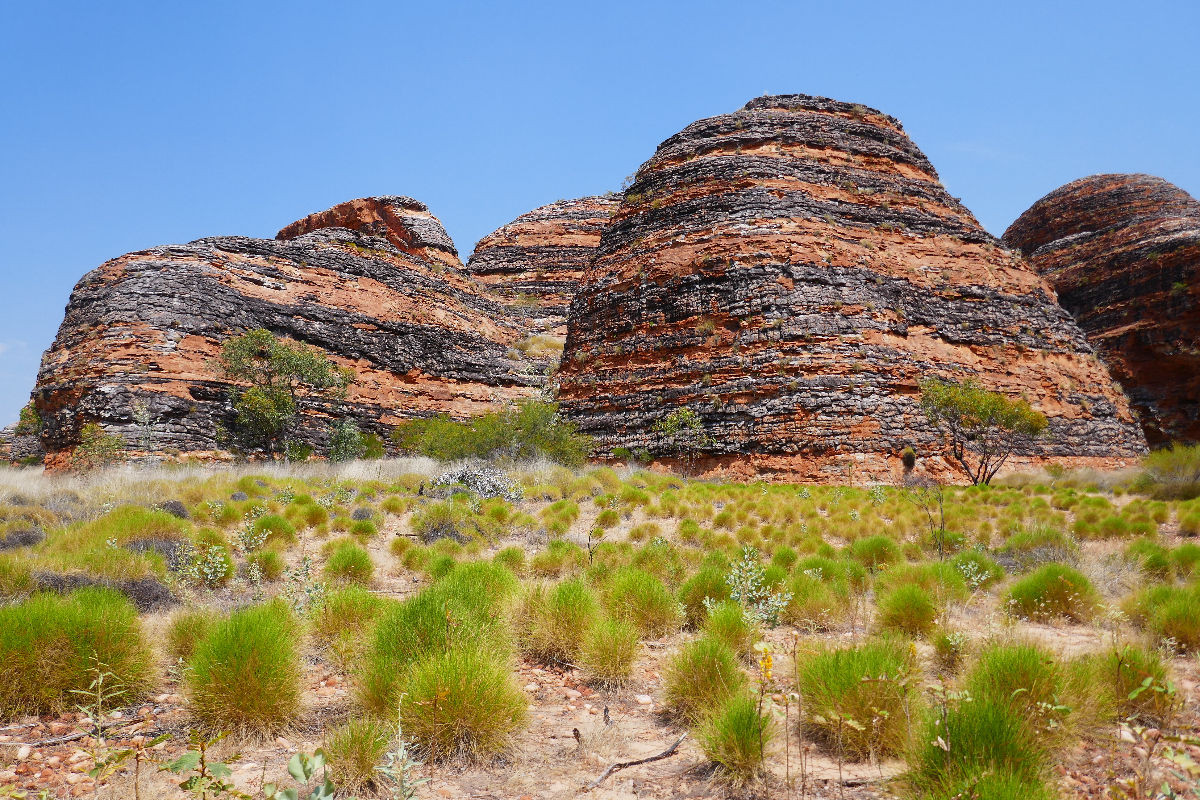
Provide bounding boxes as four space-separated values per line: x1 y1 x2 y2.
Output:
71 422 125 470
919 378 1048 485
328 418 367 462
218 329 352 456
653 407 710 470
15 403 42 436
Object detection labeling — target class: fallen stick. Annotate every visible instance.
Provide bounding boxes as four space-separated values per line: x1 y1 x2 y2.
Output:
585 732 687 790
1 718 143 748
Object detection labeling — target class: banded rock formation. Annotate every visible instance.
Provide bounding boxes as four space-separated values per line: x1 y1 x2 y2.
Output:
32 199 544 467
558 94 1147 481
466 196 621 338
1003 174 1200 445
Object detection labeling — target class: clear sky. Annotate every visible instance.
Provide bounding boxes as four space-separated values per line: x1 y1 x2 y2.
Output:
1 0 1197 426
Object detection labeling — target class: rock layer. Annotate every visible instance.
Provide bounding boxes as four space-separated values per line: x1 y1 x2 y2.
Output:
465 196 620 337
32 200 544 467
1003 175 1200 445
558 95 1147 480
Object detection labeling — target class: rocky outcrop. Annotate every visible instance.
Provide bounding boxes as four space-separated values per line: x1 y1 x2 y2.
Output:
1003 175 1200 445
0 425 43 466
465 196 621 338
557 94 1147 481
32 200 545 467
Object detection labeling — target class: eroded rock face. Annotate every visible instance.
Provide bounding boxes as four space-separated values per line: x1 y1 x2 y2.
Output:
465 196 621 338
33 201 544 468
558 94 1147 481
0 425 43 466
1003 175 1200 445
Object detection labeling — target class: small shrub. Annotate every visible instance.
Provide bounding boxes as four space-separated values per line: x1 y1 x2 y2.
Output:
580 617 639 689
606 567 683 637
876 584 938 638
702 600 758 660
848 535 902 572
186 601 300 735
0 588 152 716
1006 563 1098 622
166 608 217 662
950 549 1005 590
411 501 478 543
326 717 392 792
698 693 773 785
663 636 746 723
325 541 374 586
795 636 918 761
400 645 528 760
932 627 969 672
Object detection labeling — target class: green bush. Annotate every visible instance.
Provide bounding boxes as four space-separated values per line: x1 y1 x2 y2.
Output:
783 570 850 631
326 717 392 792
530 539 586 577
247 548 284 581
1173 542 1200 576
874 561 968 604
1141 442 1200 500
875 584 938 638
932 627 968 673
391 399 592 466
795 636 918 761
580 617 639 689
0 588 153 716
411 501 479 544
349 518 378 540
848 535 902 572
702 600 758 660
1005 563 1098 622
186 601 300 735
517 578 600 665
663 637 746 723
606 567 683 637
1126 538 1174 579
166 608 217 662
949 549 1005 590
324 541 374 586
400 645 528 760
698 693 773 785
493 545 526 574
1149 589 1200 651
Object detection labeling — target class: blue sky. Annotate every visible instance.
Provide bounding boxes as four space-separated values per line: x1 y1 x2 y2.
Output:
1 1 1197 426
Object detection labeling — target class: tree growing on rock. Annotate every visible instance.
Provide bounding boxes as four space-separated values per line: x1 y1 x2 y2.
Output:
919 378 1048 485
218 328 352 458
653 408 710 471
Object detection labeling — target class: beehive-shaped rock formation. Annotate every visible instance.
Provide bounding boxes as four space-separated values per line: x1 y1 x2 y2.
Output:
558 95 1147 480
32 198 543 467
1003 174 1200 445
466 196 620 337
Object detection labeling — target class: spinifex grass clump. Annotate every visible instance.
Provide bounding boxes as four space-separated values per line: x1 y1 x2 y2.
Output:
1104 643 1175 724
400 644 528 760
906 698 1053 800
1005 563 1098 622
324 540 374 585
795 636 918 761
166 607 218 662
1126 584 1200 652
702 600 758 660
964 642 1068 731
580 616 639 689
606 567 683 637
357 562 517 715
517 578 600 664
313 586 392 668
326 717 392 792
698 693 773 785
848 535 902 573
663 636 746 723
186 600 300 735
875 584 939 637
0 587 153 716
